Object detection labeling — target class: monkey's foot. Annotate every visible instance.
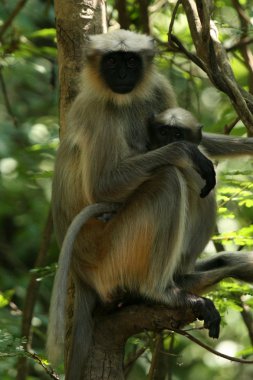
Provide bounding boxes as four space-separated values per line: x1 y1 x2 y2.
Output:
192 296 221 338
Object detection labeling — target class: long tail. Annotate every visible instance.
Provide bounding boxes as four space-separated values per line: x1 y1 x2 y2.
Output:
65 279 96 380
47 202 120 364
202 133 253 158
177 252 253 295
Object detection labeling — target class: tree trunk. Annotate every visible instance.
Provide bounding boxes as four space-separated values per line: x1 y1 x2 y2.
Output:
81 305 195 379
53 0 107 377
54 0 107 133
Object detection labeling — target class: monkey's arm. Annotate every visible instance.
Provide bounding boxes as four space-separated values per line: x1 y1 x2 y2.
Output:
202 133 253 158
93 142 215 201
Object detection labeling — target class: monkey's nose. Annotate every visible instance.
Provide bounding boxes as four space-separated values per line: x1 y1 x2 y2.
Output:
119 67 127 79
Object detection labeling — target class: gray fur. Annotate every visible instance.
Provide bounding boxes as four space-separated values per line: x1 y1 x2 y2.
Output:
202 133 253 157
47 29 253 378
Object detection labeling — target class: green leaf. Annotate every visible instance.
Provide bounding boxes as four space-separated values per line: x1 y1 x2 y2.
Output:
0 290 14 308
30 263 57 281
0 330 26 357
29 28 56 39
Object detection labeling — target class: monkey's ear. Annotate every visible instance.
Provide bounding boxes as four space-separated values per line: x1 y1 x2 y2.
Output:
143 40 156 56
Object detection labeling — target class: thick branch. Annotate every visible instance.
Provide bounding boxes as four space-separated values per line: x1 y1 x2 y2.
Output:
180 0 253 134
138 0 150 34
82 304 196 380
115 0 130 30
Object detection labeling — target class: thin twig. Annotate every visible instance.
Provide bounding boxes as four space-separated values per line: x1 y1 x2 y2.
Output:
224 117 240 135
149 0 167 13
0 0 29 40
218 182 253 209
241 302 253 345
0 66 19 128
232 0 253 93
124 346 147 375
16 208 53 380
168 0 181 42
148 333 163 380
232 0 251 25
175 329 253 364
213 225 225 253
169 34 207 72
26 351 60 380
226 37 253 53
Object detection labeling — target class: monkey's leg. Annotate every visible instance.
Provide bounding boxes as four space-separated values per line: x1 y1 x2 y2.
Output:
174 252 253 299
135 168 221 338
167 252 253 338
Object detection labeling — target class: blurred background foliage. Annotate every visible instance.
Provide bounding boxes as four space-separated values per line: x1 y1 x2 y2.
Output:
0 0 252 379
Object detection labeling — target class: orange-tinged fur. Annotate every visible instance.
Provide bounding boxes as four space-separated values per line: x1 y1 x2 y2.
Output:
47 30 253 380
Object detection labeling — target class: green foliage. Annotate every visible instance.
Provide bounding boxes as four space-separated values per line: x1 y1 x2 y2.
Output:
0 330 26 358
0 291 15 309
0 1 58 378
30 263 57 282
210 281 253 314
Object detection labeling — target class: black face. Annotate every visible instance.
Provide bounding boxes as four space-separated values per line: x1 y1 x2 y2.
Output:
148 122 202 149
100 52 143 94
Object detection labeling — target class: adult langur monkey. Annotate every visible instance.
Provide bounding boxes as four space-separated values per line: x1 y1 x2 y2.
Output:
47 29 253 379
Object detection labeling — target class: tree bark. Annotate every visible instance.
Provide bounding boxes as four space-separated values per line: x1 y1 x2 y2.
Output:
115 0 130 30
53 0 107 377
81 304 195 379
138 0 150 34
54 0 107 133
181 0 253 134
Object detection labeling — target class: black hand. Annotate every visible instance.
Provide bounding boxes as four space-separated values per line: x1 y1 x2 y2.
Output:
188 145 216 197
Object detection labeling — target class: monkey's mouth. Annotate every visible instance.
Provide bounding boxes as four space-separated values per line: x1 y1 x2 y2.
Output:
112 86 135 94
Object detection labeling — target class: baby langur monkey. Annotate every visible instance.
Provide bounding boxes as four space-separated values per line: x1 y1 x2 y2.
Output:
99 107 206 224
147 107 202 149
148 107 215 198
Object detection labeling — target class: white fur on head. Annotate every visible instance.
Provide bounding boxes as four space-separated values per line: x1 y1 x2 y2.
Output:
156 108 199 129
86 29 155 57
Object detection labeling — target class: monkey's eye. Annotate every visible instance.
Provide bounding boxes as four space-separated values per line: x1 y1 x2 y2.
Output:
159 128 169 136
105 56 117 68
174 128 183 139
127 56 138 68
